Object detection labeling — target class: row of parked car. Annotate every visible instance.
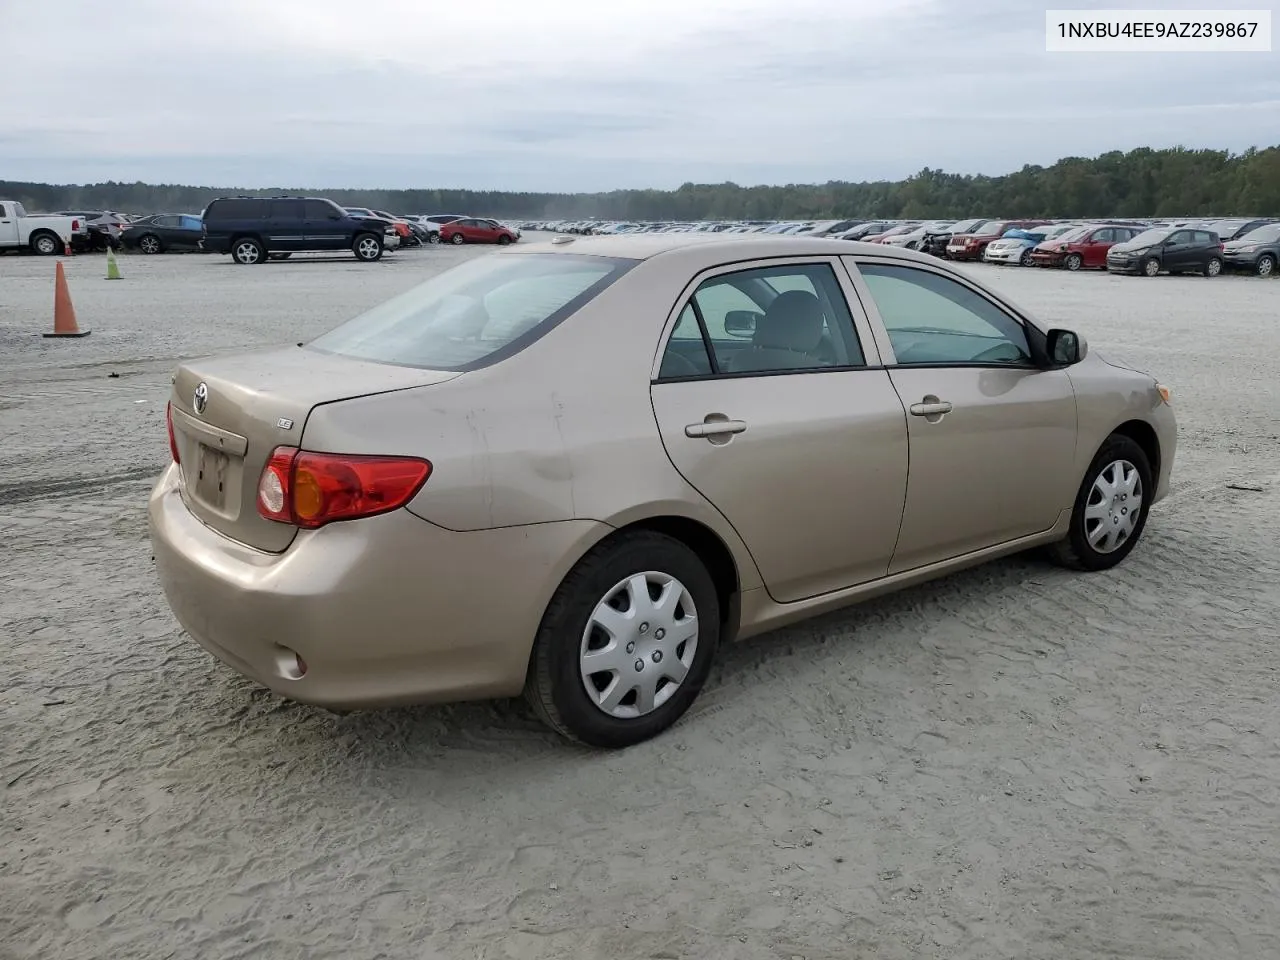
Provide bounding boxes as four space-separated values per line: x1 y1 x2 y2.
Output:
519 216 1280 277
9 198 522 262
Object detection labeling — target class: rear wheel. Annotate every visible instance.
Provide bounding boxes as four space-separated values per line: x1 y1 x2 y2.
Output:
1258 254 1276 277
231 237 265 264
525 531 720 748
1204 256 1222 277
1048 434 1152 572
450 232 465 245
1064 252 1083 271
138 234 164 255
353 233 383 262
1142 257 1161 277
30 231 61 256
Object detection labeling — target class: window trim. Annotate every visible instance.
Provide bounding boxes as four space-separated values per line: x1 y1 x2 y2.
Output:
843 255 1051 370
650 255 887 384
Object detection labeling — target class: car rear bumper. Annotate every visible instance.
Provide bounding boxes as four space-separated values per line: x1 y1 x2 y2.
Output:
148 463 606 709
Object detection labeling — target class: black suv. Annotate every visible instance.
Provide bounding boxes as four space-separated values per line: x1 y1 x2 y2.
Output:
201 196 396 264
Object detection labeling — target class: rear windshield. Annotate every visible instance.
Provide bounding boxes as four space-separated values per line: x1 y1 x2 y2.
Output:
308 253 634 371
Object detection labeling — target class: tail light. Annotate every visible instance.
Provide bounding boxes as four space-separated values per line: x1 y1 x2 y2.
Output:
72 219 81 231
166 402 181 464
257 446 431 529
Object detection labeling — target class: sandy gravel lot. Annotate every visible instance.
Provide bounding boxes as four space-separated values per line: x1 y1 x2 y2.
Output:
3 242 1279 960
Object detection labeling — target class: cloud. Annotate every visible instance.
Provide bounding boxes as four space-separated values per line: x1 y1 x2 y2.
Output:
0 0 1275 191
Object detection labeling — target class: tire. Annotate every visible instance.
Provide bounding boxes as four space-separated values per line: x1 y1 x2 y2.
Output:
1064 253 1083 271
231 237 266 265
497 234 512 245
450 232 465 245
1048 434 1153 572
1204 256 1222 278
1142 257 1161 277
1019 248 1035 267
1257 254 1276 277
30 232 61 256
138 234 164 255
524 530 721 748
353 233 383 262
268 252 292 260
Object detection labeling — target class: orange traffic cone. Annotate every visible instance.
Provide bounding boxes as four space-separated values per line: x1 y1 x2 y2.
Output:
43 261 91 338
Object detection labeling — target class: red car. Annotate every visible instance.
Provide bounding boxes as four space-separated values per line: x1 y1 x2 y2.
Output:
440 217 519 245
946 219 1048 261
1029 223 1144 270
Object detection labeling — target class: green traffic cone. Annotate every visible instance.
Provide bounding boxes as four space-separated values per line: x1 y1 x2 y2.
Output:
105 246 122 280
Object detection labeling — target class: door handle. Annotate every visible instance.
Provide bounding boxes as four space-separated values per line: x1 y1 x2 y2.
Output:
909 399 953 417
685 419 747 438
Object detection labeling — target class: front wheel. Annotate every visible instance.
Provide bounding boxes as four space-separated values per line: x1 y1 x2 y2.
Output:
1048 434 1153 572
497 234 512 245
1020 248 1035 267
1142 257 1161 277
1204 256 1222 277
353 233 383 262
450 232 465 245
1258 254 1276 277
427 231 440 244
1064 253 1083 271
524 531 720 748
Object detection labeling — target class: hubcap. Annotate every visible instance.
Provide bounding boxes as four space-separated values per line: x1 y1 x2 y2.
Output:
1145 260 1159 276
38 237 56 253
1084 459 1143 554
142 237 159 253
1260 258 1274 277
235 242 259 263
1207 259 1221 276
358 238 379 258
579 571 698 720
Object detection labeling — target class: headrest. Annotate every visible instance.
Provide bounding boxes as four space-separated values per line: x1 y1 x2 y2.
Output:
754 289 826 352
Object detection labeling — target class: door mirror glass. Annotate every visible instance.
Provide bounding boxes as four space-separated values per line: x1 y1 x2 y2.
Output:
723 310 761 338
1047 328 1083 366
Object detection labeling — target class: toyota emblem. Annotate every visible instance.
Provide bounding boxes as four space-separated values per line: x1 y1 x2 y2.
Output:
192 381 209 415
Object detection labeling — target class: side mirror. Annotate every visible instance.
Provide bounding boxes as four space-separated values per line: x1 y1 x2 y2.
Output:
723 310 761 338
1046 328 1085 366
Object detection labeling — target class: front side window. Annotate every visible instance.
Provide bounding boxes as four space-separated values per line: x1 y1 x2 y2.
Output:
856 263 1031 366
309 253 632 371
658 262 863 378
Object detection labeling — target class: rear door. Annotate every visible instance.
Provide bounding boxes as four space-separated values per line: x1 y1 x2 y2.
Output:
267 200 306 251
650 258 909 602
846 256 1078 573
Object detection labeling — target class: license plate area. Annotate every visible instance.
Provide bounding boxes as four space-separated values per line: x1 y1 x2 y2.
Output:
195 443 231 510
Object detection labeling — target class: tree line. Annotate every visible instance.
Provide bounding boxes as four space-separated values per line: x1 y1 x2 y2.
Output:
4 145 1277 221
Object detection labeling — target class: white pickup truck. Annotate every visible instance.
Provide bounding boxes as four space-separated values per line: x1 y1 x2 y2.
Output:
0 201 81 255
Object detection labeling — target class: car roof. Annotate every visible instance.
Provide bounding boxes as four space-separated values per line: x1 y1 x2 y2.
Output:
505 232 943 264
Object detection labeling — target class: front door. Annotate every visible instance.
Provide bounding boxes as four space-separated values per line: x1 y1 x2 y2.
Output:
0 203 18 246
1082 227 1115 267
848 258 1078 574
304 200 347 250
650 259 909 603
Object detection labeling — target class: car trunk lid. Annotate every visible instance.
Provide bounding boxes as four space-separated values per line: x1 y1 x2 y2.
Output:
169 348 459 552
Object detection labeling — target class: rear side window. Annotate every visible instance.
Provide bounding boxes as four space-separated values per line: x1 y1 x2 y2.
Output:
0 204 8 217
270 200 305 219
179 215 202 230
206 199 267 220
1194 231 1214 244
309 253 634 371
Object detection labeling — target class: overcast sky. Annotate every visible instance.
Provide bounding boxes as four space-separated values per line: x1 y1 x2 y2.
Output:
2 0 1276 192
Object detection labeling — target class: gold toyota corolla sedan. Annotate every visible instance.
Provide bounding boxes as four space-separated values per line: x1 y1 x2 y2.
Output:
149 234 1176 747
